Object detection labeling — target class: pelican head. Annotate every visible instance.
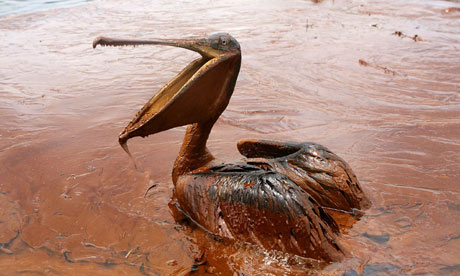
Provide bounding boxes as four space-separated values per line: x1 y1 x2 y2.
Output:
93 33 242 156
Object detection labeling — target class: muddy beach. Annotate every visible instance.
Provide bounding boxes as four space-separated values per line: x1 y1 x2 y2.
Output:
1 0 460 275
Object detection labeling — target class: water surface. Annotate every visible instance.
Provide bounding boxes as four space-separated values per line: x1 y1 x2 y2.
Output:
0 0 92 16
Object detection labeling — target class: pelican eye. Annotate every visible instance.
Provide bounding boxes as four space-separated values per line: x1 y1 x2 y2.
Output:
220 37 229 46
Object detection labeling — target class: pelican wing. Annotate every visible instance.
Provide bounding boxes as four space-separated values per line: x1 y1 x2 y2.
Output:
238 139 371 211
175 168 344 262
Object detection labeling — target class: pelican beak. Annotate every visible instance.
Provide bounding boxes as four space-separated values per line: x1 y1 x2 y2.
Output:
93 36 223 59
93 34 241 158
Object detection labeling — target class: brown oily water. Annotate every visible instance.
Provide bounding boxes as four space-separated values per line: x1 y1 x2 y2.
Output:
1 0 460 275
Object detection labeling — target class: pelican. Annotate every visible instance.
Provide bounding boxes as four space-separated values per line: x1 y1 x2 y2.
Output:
93 33 370 262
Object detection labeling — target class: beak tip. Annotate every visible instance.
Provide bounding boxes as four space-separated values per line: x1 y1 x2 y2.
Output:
93 36 106 48
92 37 100 48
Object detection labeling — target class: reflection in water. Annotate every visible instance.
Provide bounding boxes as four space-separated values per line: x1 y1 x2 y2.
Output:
0 0 459 275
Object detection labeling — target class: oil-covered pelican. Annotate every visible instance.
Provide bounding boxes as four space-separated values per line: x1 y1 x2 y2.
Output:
93 33 370 262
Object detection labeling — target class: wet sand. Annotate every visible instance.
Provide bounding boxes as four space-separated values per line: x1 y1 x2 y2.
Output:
1 0 460 274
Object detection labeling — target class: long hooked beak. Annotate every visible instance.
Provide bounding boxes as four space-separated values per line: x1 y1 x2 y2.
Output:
93 36 220 58
92 34 239 168
92 36 219 167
